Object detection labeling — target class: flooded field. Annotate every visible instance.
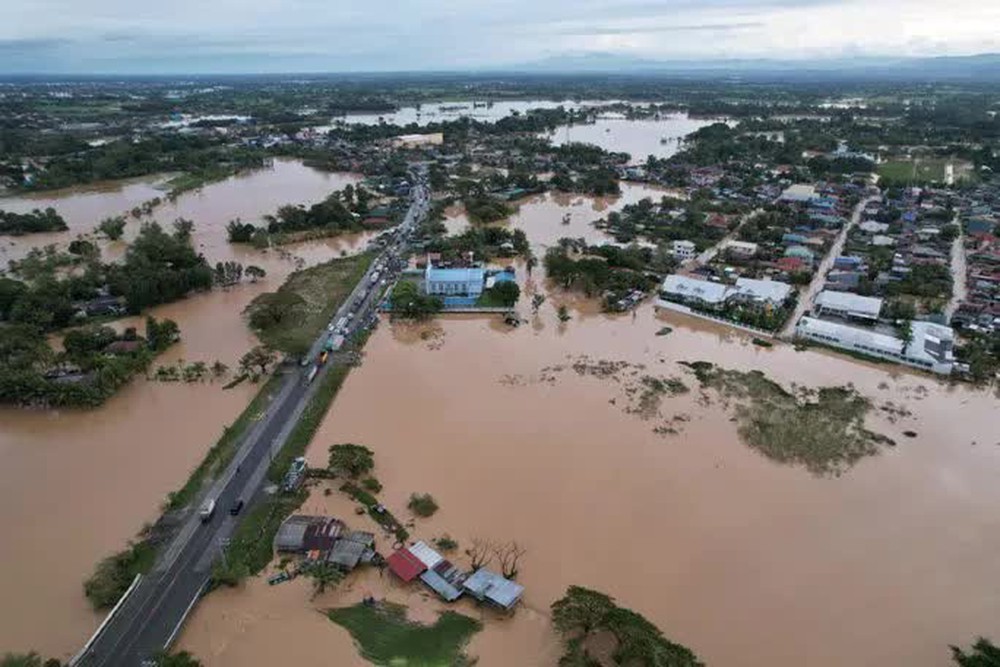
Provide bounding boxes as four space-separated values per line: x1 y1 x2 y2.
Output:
180 183 1000 666
545 113 720 162
0 158 361 266
0 161 372 659
324 99 613 128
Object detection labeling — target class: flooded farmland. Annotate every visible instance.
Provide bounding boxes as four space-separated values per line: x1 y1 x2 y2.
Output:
0 160 371 659
545 113 720 162
180 184 1000 666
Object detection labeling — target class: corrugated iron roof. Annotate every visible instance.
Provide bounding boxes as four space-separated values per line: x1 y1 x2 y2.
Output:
420 569 463 602
462 568 524 610
386 548 426 582
408 541 444 569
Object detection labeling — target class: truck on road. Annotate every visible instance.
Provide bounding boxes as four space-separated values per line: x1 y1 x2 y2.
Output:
199 498 216 523
305 365 319 384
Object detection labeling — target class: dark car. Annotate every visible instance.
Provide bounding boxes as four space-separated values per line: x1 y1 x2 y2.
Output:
229 499 245 516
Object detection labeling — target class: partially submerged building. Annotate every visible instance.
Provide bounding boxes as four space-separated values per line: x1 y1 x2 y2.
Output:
424 265 485 298
795 316 955 374
814 290 883 322
462 568 525 611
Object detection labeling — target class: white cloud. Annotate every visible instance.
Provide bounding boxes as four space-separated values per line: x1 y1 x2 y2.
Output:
0 0 996 72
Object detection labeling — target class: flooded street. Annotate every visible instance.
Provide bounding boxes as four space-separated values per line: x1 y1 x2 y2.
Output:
0 161 372 659
181 183 1000 666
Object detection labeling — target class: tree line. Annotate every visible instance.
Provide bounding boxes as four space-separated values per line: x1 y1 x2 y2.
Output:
0 207 68 236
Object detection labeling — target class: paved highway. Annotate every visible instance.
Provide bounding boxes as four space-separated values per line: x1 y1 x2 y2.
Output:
75 167 428 666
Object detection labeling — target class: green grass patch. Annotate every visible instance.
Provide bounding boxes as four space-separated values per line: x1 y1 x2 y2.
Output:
246 253 374 357
84 540 156 609
166 373 284 512
685 362 891 476
328 602 482 667
213 491 306 584
342 482 409 542
878 159 947 184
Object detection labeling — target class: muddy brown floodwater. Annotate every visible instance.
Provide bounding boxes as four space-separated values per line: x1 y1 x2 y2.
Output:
180 185 1000 666
0 160 375 659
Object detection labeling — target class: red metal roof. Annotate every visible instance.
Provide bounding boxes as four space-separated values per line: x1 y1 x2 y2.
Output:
386 548 426 582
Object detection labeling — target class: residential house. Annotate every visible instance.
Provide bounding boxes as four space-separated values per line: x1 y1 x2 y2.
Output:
814 290 883 322
660 275 728 308
671 240 697 261
728 278 793 306
462 568 525 611
725 240 758 258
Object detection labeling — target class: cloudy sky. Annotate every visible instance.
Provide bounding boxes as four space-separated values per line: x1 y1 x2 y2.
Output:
2 0 998 74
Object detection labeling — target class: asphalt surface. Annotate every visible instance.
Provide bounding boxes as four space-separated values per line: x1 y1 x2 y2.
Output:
76 168 428 667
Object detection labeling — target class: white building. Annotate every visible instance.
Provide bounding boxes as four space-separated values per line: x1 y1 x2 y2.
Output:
660 275 728 307
671 240 697 261
725 240 759 258
779 183 817 203
795 317 955 375
730 278 793 306
814 290 883 322
859 220 890 234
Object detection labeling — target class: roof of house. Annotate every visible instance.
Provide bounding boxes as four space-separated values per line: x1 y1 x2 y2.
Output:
784 245 815 259
776 256 806 271
661 275 728 304
302 518 345 552
420 569 464 602
327 538 368 570
275 515 327 552
815 290 883 317
425 266 485 284
462 568 524 609
408 541 444 570
796 316 904 355
780 183 817 202
731 277 793 304
386 547 427 582
859 220 890 233
725 240 758 252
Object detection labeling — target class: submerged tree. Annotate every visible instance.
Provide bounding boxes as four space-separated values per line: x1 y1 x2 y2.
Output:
952 638 1000 666
328 443 375 478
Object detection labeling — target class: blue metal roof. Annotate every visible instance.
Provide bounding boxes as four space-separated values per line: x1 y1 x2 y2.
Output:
462 568 524 609
426 267 485 283
420 569 463 602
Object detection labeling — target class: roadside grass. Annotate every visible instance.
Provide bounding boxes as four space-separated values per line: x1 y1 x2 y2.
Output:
214 491 307 585
215 363 355 585
268 364 350 483
84 540 156 609
684 361 891 476
328 602 482 667
165 373 284 512
245 252 374 356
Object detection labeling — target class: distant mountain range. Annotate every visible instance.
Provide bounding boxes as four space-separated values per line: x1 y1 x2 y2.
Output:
501 52 1000 82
